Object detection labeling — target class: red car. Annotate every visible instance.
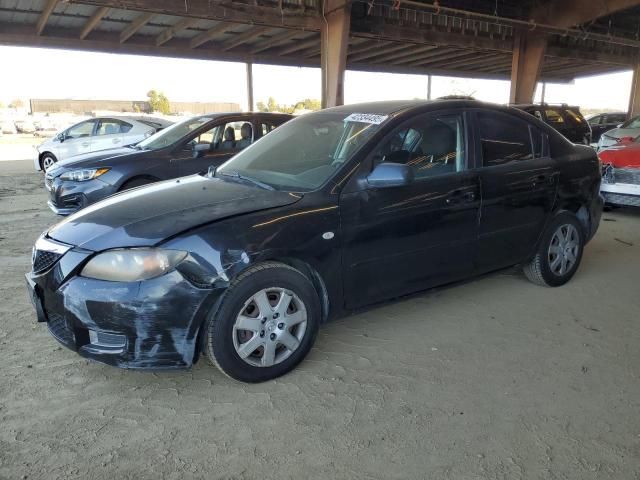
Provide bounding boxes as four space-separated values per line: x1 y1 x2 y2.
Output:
599 140 640 206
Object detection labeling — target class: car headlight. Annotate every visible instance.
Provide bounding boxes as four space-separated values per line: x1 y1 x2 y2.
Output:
81 248 187 282
60 168 110 182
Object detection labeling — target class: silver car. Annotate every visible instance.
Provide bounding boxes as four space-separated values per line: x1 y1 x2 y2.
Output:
34 116 172 171
597 114 640 151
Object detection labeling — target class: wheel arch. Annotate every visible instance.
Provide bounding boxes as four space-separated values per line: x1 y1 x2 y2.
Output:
554 201 590 237
118 174 161 191
39 151 56 169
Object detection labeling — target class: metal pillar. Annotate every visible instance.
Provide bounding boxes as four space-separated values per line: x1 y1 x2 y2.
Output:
246 62 254 112
509 31 547 104
321 0 350 108
427 75 432 100
628 63 640 119
540 81 546 103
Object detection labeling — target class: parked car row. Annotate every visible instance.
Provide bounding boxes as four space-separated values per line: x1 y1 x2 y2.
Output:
26 99 603 382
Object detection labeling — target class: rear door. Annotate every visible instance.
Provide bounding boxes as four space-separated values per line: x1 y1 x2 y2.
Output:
91 118 131 152
472 109 559 272
340 110 480 308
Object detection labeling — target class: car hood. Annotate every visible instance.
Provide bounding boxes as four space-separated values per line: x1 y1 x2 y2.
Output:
48 175 303 251
53 147 140 170
603 128 640 140
598 143 640 168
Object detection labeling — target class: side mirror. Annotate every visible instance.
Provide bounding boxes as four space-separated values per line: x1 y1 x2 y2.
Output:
367 162 414 188
56 133 65 143
617 123 624 128
193 143 210 158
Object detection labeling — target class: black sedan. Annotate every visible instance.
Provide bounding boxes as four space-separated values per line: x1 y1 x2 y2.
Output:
44 112 292 215
26 100 603 382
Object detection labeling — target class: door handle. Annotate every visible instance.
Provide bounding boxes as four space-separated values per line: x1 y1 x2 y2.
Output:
81 142 89 147
446 190 476 205
112 138 121 143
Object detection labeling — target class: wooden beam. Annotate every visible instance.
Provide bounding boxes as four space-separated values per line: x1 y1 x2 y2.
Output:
36 0 58 35
190 22 231 49
251 29 300 53
347 40 393 57
120 12 154 43
156 17 197 46
370 44 438 65
405 49 472 67
279 37 319 56
349 42 409 63
222 26 270 51
80 6 109 40
66 0 322 30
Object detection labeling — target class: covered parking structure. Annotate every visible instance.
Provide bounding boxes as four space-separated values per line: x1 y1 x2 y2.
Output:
2 0 640 112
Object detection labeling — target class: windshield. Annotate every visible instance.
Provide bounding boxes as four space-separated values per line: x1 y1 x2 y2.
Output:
621 115 640 129
216 111 386 191
136 116 211 150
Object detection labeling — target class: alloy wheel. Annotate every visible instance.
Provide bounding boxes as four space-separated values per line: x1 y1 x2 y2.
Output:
232 288 307 367
548 224 580 276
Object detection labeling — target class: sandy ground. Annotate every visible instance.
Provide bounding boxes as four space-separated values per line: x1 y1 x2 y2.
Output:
0 159 639 479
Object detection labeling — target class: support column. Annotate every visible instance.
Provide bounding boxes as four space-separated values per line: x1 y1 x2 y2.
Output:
509 31 547 104
427 75 432 100
628 63 640 119
321 0 350 108
246 62 254 112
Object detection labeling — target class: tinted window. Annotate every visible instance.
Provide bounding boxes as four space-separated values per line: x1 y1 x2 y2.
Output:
545 109 564 125
261 122 278 136
96 119 132 136
478 112 533 166
588 115 603 125
562 109 585 127
608 114 626 124
374 113 465 179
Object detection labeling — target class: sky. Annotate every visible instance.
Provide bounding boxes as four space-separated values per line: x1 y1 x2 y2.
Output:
0 46 633 112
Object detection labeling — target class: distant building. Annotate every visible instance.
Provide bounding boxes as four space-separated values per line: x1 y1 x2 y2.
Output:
30 98 241 115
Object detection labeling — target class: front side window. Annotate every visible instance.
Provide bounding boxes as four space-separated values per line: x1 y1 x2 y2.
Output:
66 120 96 139
373 113 465 180
478 111 534 166
217 111 385 191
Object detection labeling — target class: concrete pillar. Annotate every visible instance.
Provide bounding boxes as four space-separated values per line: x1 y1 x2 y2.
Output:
427 75 432 100
628 63 640 119
321 0 350 108
246 62 254 112
509 31 547 104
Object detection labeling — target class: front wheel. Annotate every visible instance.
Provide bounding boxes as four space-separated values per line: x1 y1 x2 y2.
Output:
204 262 320 382
524 212 585 287
41 153 57 171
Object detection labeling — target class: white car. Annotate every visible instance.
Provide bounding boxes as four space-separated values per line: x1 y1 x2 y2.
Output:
597 114 640 151
34 116 172 171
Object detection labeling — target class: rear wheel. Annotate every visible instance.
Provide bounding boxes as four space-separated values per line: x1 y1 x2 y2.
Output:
204 262 320 382
524 212 585 287
41 153 57 171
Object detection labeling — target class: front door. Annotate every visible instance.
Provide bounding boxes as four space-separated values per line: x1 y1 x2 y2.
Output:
340 111 480 309
175 119 255 176
59 119 97 159
473 109 559 272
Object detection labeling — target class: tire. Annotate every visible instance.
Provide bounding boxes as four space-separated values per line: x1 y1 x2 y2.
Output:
119 177 156 191
41 153 57 171
523 212 585 287
204 262 320 382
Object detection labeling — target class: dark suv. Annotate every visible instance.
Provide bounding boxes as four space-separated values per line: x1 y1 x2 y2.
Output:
513 103 592 145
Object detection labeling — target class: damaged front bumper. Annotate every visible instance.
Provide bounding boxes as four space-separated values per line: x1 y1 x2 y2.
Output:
601 165 640 207
25 240 223 369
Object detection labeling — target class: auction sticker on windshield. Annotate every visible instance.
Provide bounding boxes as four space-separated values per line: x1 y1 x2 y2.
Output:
344 113 389 125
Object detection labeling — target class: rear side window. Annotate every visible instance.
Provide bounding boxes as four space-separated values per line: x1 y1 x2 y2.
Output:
96 119 132 135
478 111 534 166
544 109 564 126
608 114 626 125
562 109 585 127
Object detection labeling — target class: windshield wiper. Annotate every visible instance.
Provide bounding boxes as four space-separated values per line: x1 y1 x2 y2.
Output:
217 170 275 191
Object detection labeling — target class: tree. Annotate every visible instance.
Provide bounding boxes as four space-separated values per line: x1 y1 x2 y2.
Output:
256 101 267 112
302 98 321 111
267 96 278 112
147 89 171 114
9 99 24 109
